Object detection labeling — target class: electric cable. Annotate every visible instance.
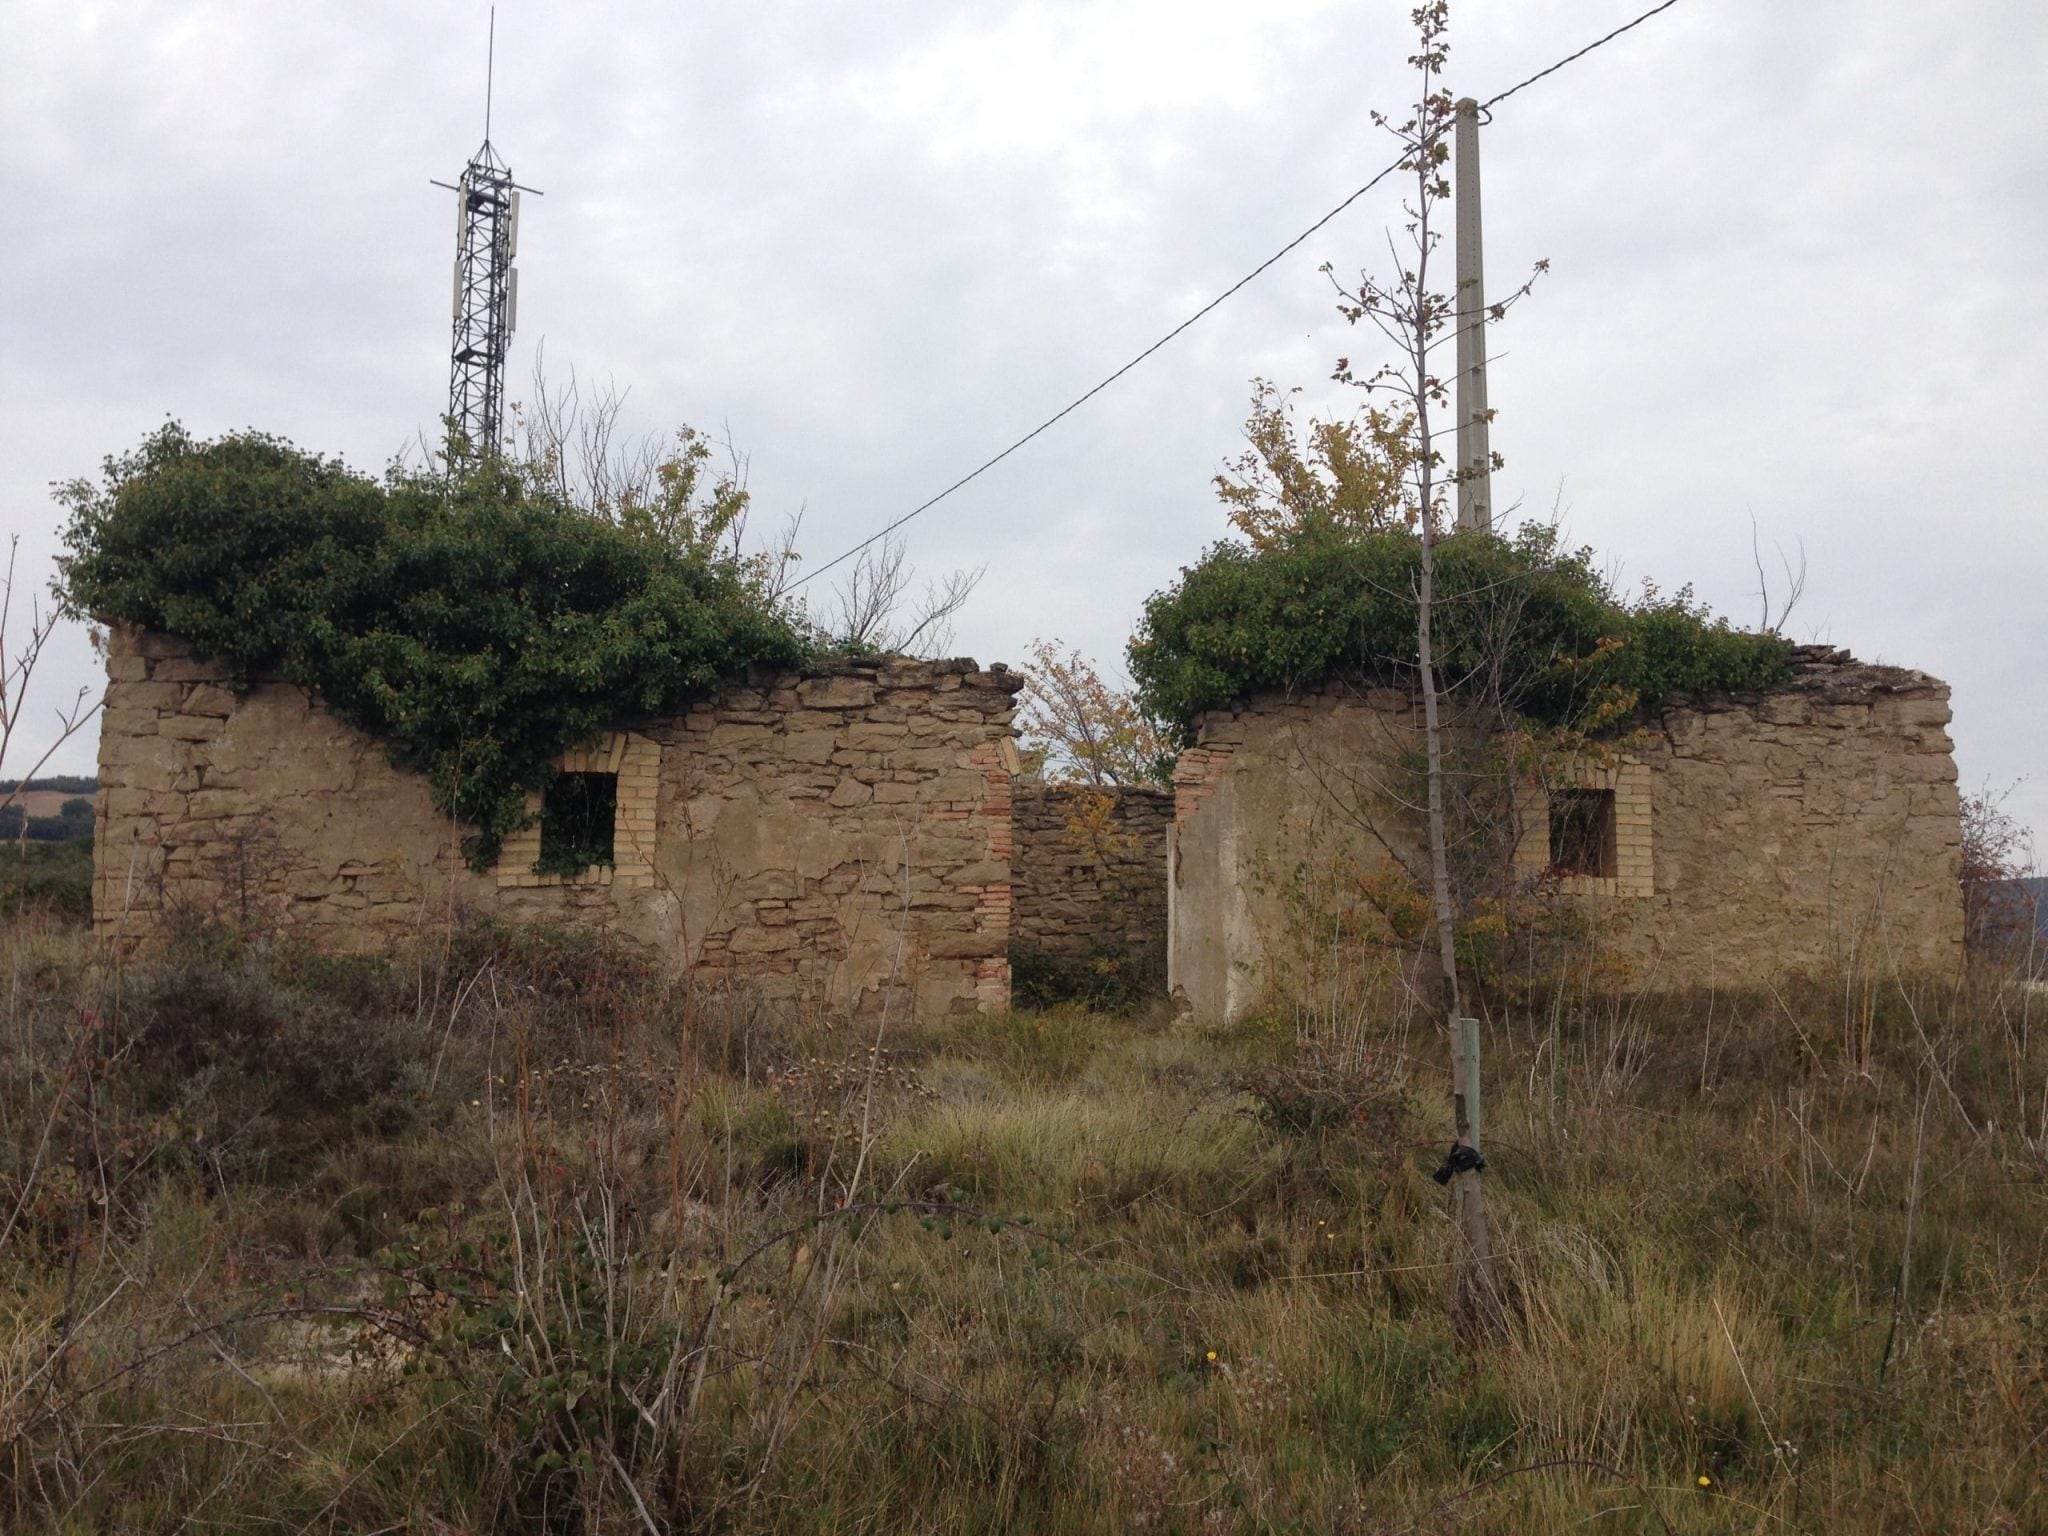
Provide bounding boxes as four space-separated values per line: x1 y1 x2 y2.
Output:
789 154 1409 592
790 0 1687 593
1479 0 1682 111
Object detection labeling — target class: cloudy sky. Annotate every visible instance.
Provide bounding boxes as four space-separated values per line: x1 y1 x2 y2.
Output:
4 1 2043 851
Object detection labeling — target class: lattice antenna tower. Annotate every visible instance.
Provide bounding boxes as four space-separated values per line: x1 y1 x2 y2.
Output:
432 9 541 463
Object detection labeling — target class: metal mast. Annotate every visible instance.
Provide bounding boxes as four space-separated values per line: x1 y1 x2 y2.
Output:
435 11 536 462
446 145 519 458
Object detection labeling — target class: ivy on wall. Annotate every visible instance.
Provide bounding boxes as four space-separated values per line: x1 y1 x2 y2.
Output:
1127 524 1792 745
58 425 809 868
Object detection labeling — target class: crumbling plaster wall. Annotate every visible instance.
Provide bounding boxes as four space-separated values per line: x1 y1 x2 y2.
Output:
1010 782 1171 987
94 625 1024 1016
1168 650 1964 1021
1169 681 1425 1024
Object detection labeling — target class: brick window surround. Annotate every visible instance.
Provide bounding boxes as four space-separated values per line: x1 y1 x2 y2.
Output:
1515 758 1652 897
496 732 660 890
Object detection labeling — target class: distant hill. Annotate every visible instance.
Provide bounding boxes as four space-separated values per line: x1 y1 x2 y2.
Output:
0 777 97 842
0 775 97 796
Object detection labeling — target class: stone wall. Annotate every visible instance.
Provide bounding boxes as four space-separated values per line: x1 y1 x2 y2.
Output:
1169 648 1964 1020
94 627 496 947
1010 782 1171 991
94 625 1024 1017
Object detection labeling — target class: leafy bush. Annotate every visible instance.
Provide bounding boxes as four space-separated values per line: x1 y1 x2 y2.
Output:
0 835 94 919
57 424 810 867
1128 524 1791 744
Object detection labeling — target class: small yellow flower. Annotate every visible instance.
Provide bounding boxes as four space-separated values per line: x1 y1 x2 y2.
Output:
1697 1475 1713 1489
1205 1350 1218 1363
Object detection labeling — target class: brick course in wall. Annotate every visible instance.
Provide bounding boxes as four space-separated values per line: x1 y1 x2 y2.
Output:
1011 782 1171 987
93 625 1024 1016
1513 758 1655 898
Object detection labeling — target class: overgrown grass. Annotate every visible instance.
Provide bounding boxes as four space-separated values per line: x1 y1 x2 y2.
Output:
1 915 2042 1532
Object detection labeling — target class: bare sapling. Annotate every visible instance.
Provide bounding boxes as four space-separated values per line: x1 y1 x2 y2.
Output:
0 536 101 826
820 532 985 659
1323 3 1540 1323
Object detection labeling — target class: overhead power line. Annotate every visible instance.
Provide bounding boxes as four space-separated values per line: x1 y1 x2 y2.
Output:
791 0 1687 593
789 155 1408 592
1479 0 1682 111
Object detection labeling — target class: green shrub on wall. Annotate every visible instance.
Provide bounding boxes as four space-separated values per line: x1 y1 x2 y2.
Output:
1127 524 1792 745
58 424 809 868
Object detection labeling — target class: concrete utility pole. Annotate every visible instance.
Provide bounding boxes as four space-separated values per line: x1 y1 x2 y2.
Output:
1453 97 1491 534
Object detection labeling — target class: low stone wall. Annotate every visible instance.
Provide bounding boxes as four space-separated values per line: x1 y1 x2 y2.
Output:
94 628 492 946
1617 648 1963 986
1169 650 1964 1020
1010 783 1171 993
94 625 1023 1017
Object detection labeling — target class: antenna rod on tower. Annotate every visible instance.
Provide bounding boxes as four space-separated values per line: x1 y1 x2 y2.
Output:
485 6 494 142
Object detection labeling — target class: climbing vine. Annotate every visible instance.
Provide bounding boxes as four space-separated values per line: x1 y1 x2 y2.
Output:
58 424 810 868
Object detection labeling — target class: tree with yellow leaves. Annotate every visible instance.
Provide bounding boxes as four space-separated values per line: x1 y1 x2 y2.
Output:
1212 378 1415 549
1016 639 1172 789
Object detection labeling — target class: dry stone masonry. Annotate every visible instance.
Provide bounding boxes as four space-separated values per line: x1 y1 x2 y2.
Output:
95 625 1025 1016
1010 782 1171 991
1169 648 1964 1020
627 665 1024 1017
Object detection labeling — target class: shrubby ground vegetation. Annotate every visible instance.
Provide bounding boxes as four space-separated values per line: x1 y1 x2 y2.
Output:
17 408 2039 1534
0 912 2041 1532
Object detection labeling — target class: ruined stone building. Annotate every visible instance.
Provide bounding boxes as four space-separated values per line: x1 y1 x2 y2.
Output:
94 625 1026 1017
95 624 1963 1023
1168 645 1966 1020
93 625 1181 1018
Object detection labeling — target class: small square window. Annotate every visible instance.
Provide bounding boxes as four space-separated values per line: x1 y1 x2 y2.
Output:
537 771 617 876
1549 788 1616 879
